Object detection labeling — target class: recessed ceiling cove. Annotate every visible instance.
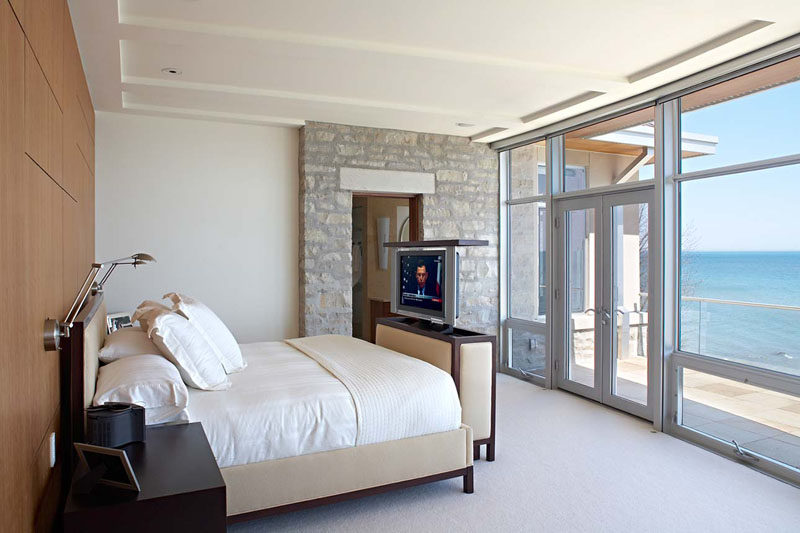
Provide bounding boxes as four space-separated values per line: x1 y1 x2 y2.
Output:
68 0 799 142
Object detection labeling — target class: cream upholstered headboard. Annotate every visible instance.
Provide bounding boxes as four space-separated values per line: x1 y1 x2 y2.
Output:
82 300 106 409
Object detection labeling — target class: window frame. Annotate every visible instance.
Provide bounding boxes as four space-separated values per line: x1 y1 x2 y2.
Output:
661 64 800 486
497 45 800 485
500 141 552 387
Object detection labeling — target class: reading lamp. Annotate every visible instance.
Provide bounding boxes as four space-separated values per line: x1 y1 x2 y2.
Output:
43 253 156 351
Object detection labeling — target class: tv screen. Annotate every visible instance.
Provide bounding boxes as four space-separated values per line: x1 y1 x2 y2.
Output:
399 252 445 316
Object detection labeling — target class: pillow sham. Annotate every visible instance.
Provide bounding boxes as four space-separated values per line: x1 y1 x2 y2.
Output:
99 327 162 363
164 292 246 373
145 308 230 391
93 354 189 425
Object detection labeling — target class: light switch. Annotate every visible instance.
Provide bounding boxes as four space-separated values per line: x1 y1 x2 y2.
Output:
49 432 56 468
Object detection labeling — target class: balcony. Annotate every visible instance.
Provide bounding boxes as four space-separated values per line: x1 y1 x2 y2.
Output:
566 295 800 470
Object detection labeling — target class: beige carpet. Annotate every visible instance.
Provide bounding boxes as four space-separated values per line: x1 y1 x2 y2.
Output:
230 374 800 532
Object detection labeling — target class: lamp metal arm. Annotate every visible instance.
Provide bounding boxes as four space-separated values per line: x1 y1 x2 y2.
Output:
42 252 156 351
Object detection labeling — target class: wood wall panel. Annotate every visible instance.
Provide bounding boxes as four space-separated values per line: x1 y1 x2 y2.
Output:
60 4 77 198
75 102 93 175
80 149 94 268
1 4 29 531
61 114 80 197
76 72 93 141
8 0 22 25
2 0 94 530
62 195 79 321
24 42 62 185
23 0 62 108
25 157 63 454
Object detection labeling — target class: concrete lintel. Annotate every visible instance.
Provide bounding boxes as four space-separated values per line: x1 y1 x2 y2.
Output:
340 167 435 194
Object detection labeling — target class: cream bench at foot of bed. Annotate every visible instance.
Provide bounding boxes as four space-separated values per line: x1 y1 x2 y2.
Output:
224 424 473 521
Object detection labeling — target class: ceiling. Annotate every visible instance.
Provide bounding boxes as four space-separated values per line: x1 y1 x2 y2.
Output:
68 0 800 143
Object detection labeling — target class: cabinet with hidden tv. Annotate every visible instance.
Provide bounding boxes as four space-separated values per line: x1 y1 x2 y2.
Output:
375 316 496 461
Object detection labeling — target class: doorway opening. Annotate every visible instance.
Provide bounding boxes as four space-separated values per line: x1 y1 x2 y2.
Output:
351 194 421 342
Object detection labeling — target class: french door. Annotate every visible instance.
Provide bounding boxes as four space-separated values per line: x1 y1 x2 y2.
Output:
555 188 656 420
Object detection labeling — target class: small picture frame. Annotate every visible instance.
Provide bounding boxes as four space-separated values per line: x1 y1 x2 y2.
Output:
74 442 141 492
106 312 133 334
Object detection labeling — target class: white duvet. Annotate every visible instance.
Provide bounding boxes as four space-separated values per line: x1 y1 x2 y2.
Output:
187 336 461 468
286 335 462 446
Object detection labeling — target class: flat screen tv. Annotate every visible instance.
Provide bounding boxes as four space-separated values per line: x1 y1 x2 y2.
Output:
391 249 459 325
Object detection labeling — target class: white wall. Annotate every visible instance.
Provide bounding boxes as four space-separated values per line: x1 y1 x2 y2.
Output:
95 112 298 342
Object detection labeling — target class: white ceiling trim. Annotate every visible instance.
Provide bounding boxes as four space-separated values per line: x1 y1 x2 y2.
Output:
121 97 305 127
122 75 520 122
628 19 774 82
119 14 630 84
520 91 606 123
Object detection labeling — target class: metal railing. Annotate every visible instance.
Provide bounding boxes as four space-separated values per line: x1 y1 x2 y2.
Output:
682 295 800 312
567 293 800 360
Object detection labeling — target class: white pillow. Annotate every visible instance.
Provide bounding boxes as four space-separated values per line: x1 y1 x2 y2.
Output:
99 327 162 363
93 354 189 425
164 292 246 373
146 308 230 391
131 299 175 331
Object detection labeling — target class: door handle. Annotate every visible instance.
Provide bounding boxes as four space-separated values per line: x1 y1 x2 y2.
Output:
584 308 610 325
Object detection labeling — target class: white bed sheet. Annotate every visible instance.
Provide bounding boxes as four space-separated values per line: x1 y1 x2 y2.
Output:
187 341 357 468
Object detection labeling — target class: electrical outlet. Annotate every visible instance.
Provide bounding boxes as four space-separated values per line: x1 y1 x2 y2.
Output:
529 338 537 351
49 432 56 468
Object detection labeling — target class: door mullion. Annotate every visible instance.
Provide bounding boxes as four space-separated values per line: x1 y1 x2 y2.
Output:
600 197 612 405
594 199 606 399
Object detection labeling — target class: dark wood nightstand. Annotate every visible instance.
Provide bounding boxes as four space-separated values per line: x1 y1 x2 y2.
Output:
63 422 226 533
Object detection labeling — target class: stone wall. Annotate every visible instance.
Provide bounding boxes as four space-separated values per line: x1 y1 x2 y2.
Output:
299 121 499 336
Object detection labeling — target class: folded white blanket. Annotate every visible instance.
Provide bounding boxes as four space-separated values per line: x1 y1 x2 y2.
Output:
286 335 462 446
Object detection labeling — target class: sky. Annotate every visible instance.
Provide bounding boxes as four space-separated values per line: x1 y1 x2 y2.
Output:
679 80 800 252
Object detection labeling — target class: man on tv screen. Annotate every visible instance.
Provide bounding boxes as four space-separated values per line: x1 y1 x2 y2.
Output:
414 261 440 298
401 256 443 312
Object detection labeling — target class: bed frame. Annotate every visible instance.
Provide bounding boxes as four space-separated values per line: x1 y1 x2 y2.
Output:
63 293 478 523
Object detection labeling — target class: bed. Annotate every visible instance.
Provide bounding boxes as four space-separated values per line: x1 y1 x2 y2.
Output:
63 294 485 522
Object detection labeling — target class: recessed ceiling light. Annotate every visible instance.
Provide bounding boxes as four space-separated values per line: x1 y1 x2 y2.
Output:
161 67 182 76
456 122 475 128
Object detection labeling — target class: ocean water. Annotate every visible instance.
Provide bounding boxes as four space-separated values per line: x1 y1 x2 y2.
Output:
680 251 800 376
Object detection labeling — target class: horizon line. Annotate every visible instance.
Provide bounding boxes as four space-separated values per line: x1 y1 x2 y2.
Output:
686 249 800 253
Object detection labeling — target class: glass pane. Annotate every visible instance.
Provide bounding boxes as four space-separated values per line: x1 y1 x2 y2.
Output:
563 107 656 192
679 166 800 377
611 203 649 405
509 202 546 321
681 56 800 174
566 208 595 387
680 368 800 470
509 141 546 199
508 327 546 378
